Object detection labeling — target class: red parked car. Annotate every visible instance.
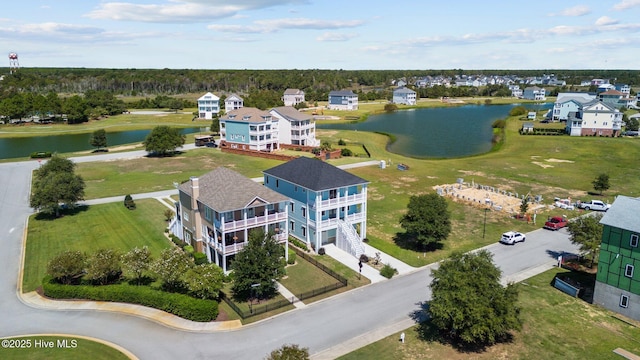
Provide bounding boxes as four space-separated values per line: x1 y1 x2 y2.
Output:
544 216 567 230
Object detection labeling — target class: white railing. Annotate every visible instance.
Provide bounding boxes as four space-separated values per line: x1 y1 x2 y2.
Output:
314 193 366 209
316 212 365 231
169 217 183 239
211 232 287 255
221 212 287 232
336 219 365 259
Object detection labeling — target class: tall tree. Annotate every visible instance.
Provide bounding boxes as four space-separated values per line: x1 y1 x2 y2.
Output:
46 250 87 285
428 250 521 347
89 129 108 150
62 95 89 124
185 263 225 300
566 213 604 268
143 125 186 156
399 193 451 249
231 229 285 301
30 155 85 217
592 173 610 195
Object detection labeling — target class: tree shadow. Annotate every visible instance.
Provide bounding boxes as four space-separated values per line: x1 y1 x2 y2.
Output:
34 205 89 221
144 150 184 158
393 232 443 252
410 301 515 354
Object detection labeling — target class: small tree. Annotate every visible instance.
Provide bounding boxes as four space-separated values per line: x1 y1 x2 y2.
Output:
89 129 107 150
320 140 332 152
266 344 310 360
143 125 186 156
399 193 451 249
520 196 530 215
231 229 285 301
185 263 225 300
47 250 86 285
124 194 136 210
428 250 521 347
592 173 610 195
30 155 85 217
122 246 152 284
384 103 398 112
210 116 220 135
86 249 122 285
152 247 193 290
566 213 604 268
163 209 174 221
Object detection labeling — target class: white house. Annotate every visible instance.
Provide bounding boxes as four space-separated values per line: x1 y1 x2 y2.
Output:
328 90 358 111
392 87 417 105
269 106 319 147
552 92 596 121
508 85 523 98
197 92 220 119
224 94 243 112
282 89 305 107
566 100 623 137
523 87 546 101
219 107 279 152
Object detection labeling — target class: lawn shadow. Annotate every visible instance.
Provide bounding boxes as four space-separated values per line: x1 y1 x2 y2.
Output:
410 301 515 354
34 204 89 221
393 232 443 252
144 150 184 158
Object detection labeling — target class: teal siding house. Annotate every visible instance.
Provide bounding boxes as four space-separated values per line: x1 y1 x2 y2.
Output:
594 196 640 320
263 157 369 258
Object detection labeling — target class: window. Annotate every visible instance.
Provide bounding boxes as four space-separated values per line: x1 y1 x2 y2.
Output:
302 226 306 237
294 186 298 192
302 207 306 218
631 234 639 248
290 202 294 213
620 294 629 308
290 221 295 231
276 179 279 188
625 264 634 278
183 210 189 222
329 189 337 199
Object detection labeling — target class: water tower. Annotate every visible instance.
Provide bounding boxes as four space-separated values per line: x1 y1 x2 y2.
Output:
9 52 19 74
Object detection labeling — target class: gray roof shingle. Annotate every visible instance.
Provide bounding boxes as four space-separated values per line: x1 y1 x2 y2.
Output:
263 157 368 191
600 196 640 234
179 167 289 212
270 106 312 121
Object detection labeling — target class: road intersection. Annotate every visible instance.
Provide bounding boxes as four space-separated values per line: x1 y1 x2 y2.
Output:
0 151 580 359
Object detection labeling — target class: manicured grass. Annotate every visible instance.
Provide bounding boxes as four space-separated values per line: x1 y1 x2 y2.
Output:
309 253 371 289
280 254 345 303
23 200 171 292
0 336 130 360
339 268 640 360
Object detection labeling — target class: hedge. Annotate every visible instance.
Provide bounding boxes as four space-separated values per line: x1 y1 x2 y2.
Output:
42 277 218 322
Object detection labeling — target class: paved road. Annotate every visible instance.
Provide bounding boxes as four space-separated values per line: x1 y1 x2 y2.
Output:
0 151 580 359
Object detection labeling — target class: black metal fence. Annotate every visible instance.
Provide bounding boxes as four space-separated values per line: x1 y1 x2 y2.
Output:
221 246 349 319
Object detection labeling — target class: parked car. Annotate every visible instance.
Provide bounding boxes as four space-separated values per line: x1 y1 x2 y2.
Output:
576 200 610 211
500 231 526 245
544 216 568 230
554 198 574 210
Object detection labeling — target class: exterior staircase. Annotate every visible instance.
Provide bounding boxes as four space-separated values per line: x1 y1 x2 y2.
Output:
336 219 365 259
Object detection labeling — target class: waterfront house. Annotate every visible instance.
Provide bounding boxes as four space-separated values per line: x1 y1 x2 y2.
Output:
171 167 290 272
328 90 358 111
594 196 640 321
282 89 305 107
566 100 622 137
224 94 244 112
263 157 369 258
197 92 220 119
523 86 546 101
392 87 417 105
219 107 279 152
269 106 319 147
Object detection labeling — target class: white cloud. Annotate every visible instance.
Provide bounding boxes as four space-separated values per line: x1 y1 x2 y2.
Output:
595 16 619 26
209 18 364 33
549 5 591 17
613 0 640 10
316 32 357 41
85 0 307 23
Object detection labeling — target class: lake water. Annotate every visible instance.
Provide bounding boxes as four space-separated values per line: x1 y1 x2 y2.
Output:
318 104 550 158
0 127 204 160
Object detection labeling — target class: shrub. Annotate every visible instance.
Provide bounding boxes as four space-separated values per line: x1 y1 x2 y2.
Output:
290 238 309 251
47 250 86 285
492 119 506 128
163 209 174 221
193 252 208 265
287 251 297 265
340 148 353 157
124 194 136 210
318 247 326 255
380 263 397 279
183 245 194 255
42 277 218 322
384 103 398 112
30 151 52 159
338 139 346 146
359 254 369 263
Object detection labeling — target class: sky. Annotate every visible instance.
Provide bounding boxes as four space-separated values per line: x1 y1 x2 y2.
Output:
2 0 640 70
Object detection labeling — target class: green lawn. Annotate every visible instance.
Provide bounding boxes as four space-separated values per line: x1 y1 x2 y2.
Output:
280 254 345 303
23 199 171 292
339 268 640 360
0 336 130 360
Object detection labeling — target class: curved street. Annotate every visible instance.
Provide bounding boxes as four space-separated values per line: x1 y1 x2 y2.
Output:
0 151 580 359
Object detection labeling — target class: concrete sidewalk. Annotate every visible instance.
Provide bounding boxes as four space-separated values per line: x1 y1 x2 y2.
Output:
322 244 416 284
276 282 305 309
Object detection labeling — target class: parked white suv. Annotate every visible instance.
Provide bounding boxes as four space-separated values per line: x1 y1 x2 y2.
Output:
577 200 610 211
500 231 526 245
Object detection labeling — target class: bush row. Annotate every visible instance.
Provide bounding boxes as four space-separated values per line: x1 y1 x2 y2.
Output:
42 276 218 322
289 237 309 252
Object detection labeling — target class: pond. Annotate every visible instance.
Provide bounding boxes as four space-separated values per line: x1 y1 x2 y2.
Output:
0 127 204 160
317 103 551 158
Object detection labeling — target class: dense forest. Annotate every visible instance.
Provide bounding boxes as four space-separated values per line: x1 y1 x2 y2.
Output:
1 68 638 123
1 68 639 96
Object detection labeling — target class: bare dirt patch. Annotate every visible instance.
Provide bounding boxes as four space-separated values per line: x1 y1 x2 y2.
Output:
434 182 545 216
